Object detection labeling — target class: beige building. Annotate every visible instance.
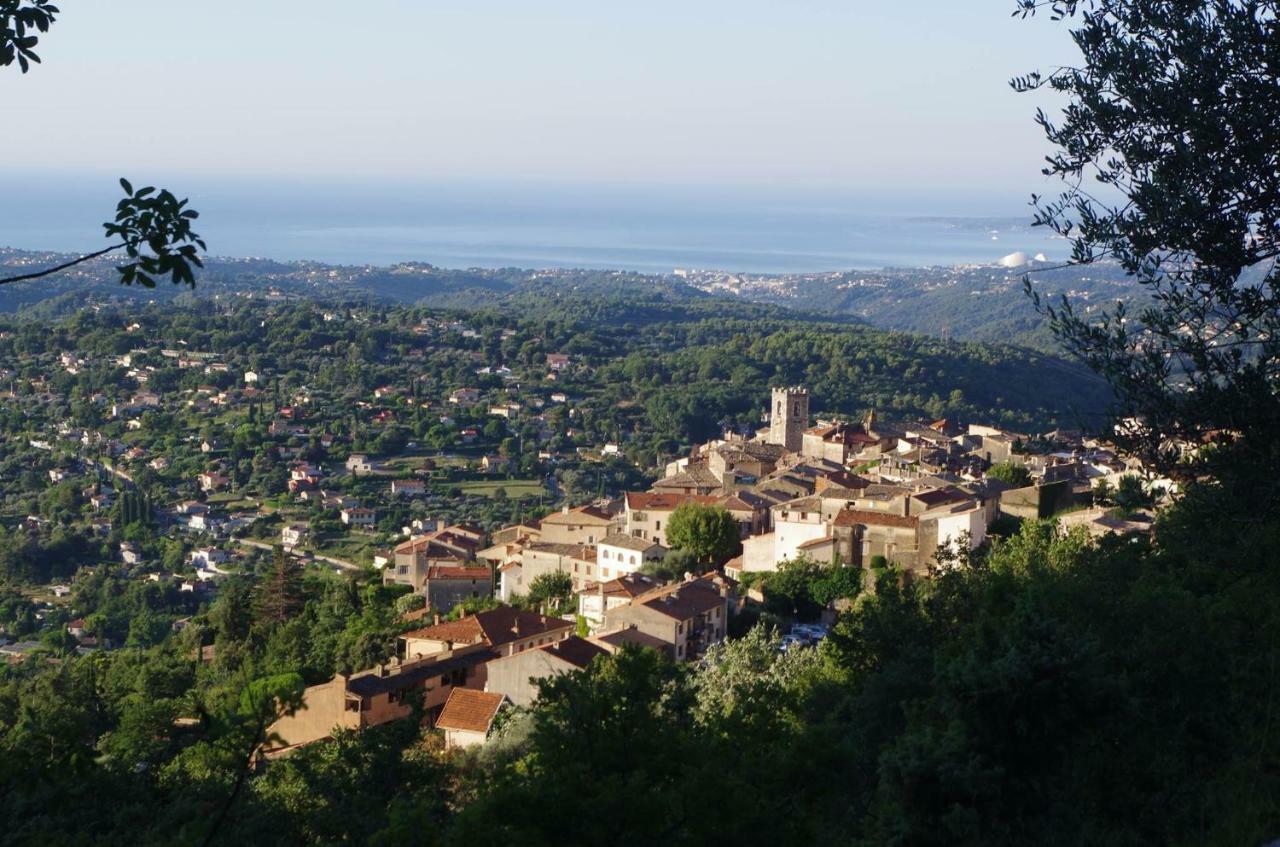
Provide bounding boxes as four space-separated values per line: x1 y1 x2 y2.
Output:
384 525 483 593
516 542 598 593
485 636 610 707
603 574 733 662
399 607 574 661
421 565 494 612
624 492 762 547
266 644 494 752
436 688 509 749
538 504 615 545
577 572 664 629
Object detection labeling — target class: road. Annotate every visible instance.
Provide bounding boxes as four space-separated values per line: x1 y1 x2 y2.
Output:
235 538 365 572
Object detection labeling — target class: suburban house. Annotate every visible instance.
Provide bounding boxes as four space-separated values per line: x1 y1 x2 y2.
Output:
266 643 495 752
341 506 377 528
485 635 609 707
281 524 308 548
390 479 426 497
198 471 229 492
449 387 481 406
189 547 228 568
399 607 574 661
435 688 509 749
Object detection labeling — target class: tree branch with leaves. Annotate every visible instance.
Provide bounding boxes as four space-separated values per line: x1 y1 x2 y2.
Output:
1 3 207 287
1013 0 1280 486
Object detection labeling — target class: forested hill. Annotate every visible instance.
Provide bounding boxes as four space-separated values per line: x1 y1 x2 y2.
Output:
0 248 1137 351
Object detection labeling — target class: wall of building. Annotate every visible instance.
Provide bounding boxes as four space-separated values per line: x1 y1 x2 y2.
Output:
604 605 680 656
484 650 573 707
425 577 492 611
269 676 360 749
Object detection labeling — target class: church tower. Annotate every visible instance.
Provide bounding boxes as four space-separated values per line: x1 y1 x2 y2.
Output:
769 386 809 453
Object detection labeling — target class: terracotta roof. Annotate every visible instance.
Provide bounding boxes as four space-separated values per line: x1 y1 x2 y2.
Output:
600 532 662 552
435 688 506 734
833 509 920 529
540 635 609 669
426 565 492 581
594 626 673 654
626 492 718 511
911 488 973 508
402 607 573 649
346 648 496 698
541 505 614 525
636 579 726 621
594 573 662 598
651 465 722 490
525 542 596 561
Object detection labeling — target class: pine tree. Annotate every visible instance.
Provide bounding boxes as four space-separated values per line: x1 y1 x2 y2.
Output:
255 545 305 628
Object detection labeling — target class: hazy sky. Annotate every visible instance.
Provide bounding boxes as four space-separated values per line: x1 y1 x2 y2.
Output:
3 1 1074 192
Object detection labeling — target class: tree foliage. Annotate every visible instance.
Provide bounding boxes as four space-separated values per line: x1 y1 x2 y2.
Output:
1015 0 1280 483
664 503 741 566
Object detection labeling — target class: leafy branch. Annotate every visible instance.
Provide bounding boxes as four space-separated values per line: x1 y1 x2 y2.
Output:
0 0 57 72
0 179 207 287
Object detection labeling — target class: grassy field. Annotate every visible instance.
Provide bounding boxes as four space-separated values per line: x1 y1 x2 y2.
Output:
310 533 379 566
453 479 545 498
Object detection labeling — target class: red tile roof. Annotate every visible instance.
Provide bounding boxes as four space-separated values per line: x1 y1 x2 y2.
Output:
402 607 573 649
833 509 920 529
625 492 718 511
435 688 506 734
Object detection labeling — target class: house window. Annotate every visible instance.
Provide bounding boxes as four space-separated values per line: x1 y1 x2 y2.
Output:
655 521 661 531
630 555 636 565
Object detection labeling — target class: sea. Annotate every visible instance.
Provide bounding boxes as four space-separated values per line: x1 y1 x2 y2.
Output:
0 174 1064 274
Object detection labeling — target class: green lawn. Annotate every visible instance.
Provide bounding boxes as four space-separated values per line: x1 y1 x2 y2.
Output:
453 479 545 498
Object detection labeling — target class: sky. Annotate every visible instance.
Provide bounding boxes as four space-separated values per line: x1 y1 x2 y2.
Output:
1 1 1076 194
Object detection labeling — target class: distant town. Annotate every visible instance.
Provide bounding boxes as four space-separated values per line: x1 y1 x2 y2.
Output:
0 290 1168 755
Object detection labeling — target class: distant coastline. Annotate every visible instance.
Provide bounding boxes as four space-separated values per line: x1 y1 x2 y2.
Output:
0 176 1061 275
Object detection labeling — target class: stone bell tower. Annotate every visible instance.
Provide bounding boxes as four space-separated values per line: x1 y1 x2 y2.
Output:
769 386 809 453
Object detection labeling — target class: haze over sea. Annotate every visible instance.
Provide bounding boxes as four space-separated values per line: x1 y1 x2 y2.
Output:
1 174 1063 274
